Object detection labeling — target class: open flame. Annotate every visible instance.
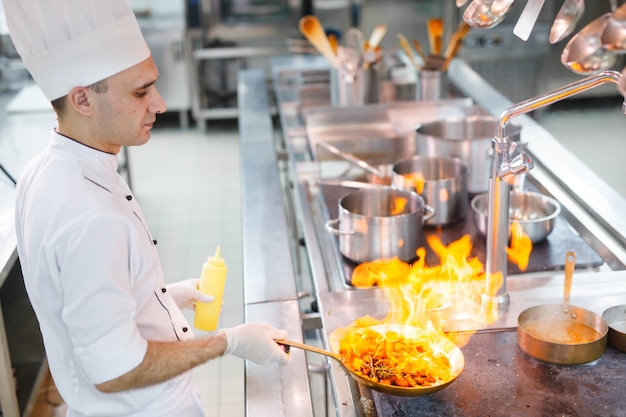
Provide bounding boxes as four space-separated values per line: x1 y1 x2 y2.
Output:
401 172 425 194
333 231 533 388
390 196 409 215
507 221 532 271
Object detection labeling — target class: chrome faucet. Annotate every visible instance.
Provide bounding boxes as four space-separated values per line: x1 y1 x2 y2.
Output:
483 69 626 309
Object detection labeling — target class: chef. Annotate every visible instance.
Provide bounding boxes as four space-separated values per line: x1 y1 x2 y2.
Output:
3 0 289 416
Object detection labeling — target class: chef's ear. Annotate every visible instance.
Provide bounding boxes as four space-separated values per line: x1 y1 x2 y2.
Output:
66 86 93 116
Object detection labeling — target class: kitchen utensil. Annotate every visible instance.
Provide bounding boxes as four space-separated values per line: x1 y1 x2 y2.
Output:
549 0 585 44
415 115 521 195
411 38 429 63
325 188 434 263
316 141 388 179
491 0 515 15
397 33 420 69
427 18 444 55
602 305 626 352
368 24 387 49
471 191 560 243
317 179 390 191
463 0 514 29
299 15 340 68
601 3 626 51
442 21 472 71
336 46 360 76
561 13 617 74
517 252 608 365
514 0 546 41
563 251 575 309
328 33 339 55
346 27 365 52
392 156 469 227
279 323 465 396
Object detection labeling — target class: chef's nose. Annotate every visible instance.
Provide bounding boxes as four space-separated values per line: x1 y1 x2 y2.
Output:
150 88 167 114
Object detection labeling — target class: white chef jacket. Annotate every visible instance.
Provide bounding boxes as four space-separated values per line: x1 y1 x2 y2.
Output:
14 131 205 417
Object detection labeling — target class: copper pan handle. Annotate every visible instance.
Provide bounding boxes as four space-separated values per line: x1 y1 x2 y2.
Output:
277 339 343 363
563 251 576 307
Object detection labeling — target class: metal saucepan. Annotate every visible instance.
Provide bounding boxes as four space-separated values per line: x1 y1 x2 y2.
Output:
325 188 435 263
279 324 465 396
317 142 467 226
517 252 608 365
392 156 469 227
415 115 522 195
602 305 626 352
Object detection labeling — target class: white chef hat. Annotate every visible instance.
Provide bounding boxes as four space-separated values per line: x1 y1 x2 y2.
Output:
3 0 151 101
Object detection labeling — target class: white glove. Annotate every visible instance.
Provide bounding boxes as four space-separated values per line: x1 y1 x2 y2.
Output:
220 323 289 365
165 279 214 310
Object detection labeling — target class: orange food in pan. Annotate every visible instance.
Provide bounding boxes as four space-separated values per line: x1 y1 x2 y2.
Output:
337 327 454 387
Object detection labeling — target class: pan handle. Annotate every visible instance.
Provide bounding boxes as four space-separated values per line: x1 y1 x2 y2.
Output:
422 205 436 224
277 339 343 362
325 218 356 236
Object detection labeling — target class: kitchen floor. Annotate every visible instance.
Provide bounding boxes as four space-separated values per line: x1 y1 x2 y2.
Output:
35 93 626 417
131 116 248 417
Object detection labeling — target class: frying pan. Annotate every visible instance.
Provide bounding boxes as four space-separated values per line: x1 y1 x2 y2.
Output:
517 252 608 365
279 324 464 396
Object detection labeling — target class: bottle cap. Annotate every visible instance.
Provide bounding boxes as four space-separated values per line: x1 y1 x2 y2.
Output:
208 246 225 267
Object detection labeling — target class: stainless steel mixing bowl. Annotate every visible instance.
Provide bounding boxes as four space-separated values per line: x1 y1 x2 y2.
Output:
471 191 561 243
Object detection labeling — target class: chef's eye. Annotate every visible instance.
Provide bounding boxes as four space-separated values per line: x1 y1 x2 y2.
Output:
135 90 148 98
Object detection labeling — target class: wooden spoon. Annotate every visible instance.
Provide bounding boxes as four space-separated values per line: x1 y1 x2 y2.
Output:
427 18 444 55
397 33 420 69
411 38 428 63
328 33 339 55
442 21 472 71
368 24 388 49
299 15 340 67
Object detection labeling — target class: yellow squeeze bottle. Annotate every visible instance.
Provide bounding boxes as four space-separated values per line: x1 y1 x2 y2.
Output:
194 246 227 331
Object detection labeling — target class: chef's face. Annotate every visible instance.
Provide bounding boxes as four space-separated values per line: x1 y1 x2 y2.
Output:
91 56 167 153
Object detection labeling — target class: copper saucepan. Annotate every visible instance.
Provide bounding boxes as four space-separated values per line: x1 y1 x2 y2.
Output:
279 324 464 397
517 252 608 365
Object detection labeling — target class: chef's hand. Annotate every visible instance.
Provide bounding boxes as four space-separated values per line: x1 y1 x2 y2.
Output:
220 323 290 365
165 279 214 310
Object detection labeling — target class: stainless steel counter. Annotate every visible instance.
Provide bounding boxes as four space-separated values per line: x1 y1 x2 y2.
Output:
238 55 626 416
238 69 314 417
